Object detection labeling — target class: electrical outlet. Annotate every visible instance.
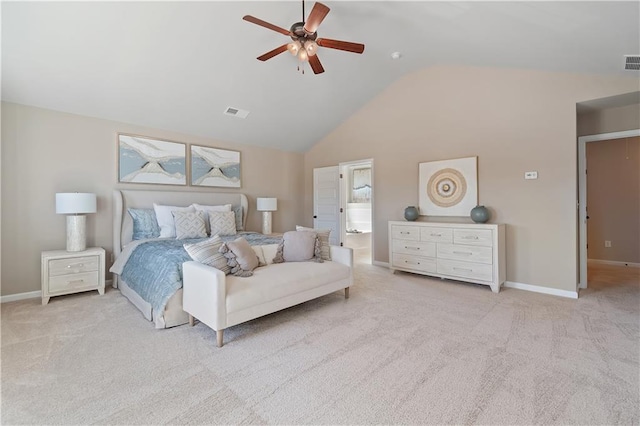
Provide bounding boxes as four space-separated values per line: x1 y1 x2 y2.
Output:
605 241 612 248
524 171 538 180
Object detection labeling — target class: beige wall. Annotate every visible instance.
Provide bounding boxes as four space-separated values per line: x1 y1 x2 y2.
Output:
1 102 304 297
304 65 639 292
578 104 640 136
586 137 640 263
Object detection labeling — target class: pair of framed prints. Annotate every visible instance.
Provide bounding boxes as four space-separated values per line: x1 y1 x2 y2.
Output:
117 133 240 188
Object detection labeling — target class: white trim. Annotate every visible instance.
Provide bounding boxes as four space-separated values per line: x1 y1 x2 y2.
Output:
577 128 640 291
0 290 41 303
588 259 640 268
372 260 389 268
504 281 578 299
1 279 113 303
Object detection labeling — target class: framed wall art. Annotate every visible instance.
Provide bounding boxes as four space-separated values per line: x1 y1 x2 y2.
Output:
118 134 186 185
418 156 478 216
190 145 241 188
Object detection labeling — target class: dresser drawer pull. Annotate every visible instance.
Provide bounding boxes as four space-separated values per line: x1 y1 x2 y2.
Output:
430 233 442 237
453 267 473 272
67 279 85 285
66 263 84 269
405 260 421 265
462 236 479 240
400 231 411 235
405 246 420 250
453 251 472 255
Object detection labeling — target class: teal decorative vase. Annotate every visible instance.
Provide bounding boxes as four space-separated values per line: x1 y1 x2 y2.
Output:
404 206 419 221
470 205 490 223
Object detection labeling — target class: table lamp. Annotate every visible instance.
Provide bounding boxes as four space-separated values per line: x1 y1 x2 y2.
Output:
56 193 97 252
256 197 277 235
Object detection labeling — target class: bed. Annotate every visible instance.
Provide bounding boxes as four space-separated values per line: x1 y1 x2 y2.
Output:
111 189 280 328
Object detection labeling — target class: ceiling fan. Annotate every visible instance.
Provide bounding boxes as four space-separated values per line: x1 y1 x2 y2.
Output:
243 1 365 74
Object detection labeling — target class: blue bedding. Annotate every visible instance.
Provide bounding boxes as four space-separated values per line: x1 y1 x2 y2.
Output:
120 233 282 315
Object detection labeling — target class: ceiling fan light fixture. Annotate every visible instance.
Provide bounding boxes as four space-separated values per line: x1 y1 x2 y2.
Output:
287 41 301 56
297 48 309 62
305 40 318 56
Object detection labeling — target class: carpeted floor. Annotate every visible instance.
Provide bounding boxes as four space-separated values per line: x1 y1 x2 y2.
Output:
1 261 638 425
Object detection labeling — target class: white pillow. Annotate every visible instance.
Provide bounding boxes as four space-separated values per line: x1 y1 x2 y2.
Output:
192 203 233 235
251 244 279 266
208 211 237 236
153 203 195 238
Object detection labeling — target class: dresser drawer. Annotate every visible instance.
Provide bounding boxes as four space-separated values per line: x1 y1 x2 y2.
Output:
392 254 437 274
437 259 493 282
420 227 453 243
48 256 99 277
437 243 493 264
48 271 100 293
392 239 436 257
453 229 493 247
391 225 420 241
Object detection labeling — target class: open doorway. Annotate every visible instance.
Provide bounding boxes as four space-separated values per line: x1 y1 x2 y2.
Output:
578 130 640 290
340 160 373 264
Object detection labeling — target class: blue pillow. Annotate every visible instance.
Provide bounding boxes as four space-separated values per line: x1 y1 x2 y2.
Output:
234 206 244 232
128 208 160 240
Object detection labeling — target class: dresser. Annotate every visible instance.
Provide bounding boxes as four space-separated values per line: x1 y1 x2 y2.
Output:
388 221 505 292
41 247 106 305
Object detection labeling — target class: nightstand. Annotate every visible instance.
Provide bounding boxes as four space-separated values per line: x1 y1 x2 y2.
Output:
41 247 106 305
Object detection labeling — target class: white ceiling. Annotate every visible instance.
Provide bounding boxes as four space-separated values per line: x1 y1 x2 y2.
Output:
2 1 639 152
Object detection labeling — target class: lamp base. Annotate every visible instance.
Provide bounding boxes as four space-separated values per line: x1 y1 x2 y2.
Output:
261 211 273 235
67 215 87 252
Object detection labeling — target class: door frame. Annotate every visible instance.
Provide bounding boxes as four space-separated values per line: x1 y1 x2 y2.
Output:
577 129 640 290
339 159 374 263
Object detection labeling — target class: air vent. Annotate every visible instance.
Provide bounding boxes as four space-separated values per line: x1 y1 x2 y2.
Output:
224 106 250 119
624 55 640 71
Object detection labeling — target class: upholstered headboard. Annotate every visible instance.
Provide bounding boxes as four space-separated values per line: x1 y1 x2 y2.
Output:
113 189 249 258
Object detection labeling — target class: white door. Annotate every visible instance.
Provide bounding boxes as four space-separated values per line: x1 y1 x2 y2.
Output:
313 166 341 245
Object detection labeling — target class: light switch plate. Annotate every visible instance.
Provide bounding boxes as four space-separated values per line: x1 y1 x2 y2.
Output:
525 171 538 180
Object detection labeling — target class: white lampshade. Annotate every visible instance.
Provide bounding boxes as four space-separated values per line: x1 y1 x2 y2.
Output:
256 197 277 212
56 193 97 214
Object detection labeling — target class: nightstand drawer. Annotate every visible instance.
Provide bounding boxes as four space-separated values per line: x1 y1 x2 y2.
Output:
48 271 100 293
48 256 99 277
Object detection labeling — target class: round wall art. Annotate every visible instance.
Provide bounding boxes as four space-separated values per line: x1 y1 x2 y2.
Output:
426 168 467 208
418 156 478 217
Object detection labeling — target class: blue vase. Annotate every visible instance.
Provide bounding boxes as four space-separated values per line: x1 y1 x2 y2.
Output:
404 206 419 221
470 205 490 223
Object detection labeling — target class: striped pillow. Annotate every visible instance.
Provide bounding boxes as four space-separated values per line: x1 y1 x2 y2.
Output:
183 235 230 274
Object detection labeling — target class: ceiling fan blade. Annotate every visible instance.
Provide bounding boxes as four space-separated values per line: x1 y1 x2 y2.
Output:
257 44 289 61
308 54 325 74
316 38 365 54
303 2 330 34
243 15 291 36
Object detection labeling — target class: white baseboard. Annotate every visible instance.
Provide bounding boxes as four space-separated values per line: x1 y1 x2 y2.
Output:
0 290 41 303
504 281 578 299
1 279 114 303
588 259 640 268
372 260 390 268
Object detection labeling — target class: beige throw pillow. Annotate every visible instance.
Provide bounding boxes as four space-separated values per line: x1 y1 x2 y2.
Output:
183 235 230 274
296 226 331 260
220 237 259 277
173 210 207 239
209 211 237 236
273 230 323 263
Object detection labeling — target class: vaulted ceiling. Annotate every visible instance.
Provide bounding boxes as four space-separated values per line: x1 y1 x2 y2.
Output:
3 1 639 152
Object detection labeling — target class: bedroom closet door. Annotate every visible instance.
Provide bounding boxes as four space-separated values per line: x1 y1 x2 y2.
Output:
313 166 341 246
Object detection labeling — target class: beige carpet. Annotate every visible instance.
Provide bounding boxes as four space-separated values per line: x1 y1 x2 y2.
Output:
1 262 638 425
